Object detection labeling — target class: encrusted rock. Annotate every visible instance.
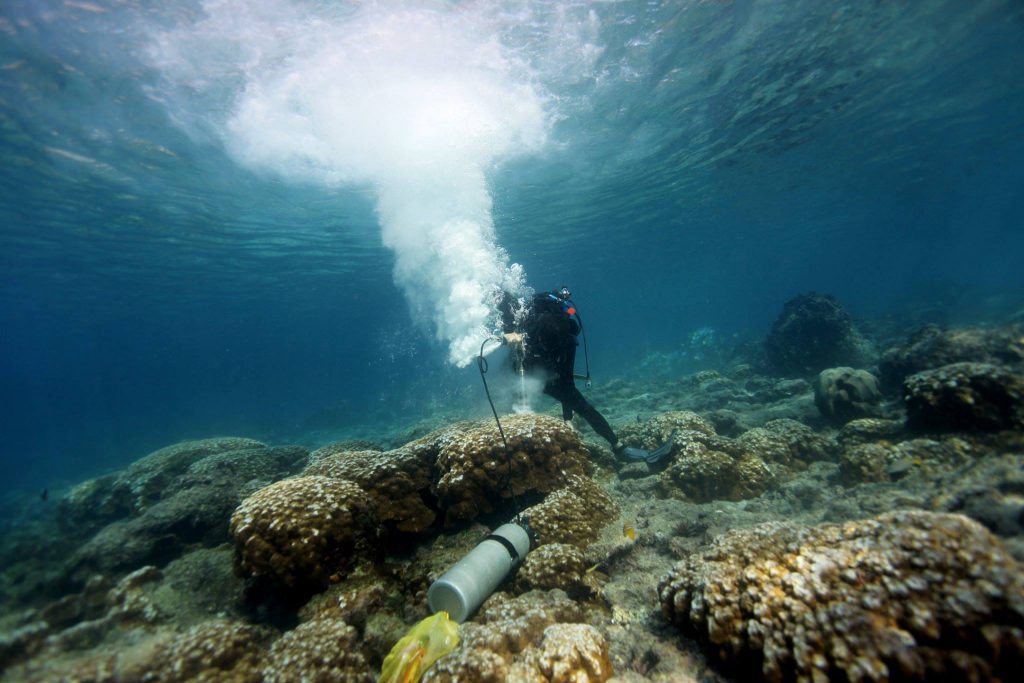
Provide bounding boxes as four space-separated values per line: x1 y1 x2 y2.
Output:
165 445 306 496
57 437 274 535
880 324 1024 387
929 454 1024 539
904 362 1024 432
837 438 973 485
521 475 618 548
659 510 1024 682
67 447 306 579
814 367 882 423
835 417 905 449
230 476 376 589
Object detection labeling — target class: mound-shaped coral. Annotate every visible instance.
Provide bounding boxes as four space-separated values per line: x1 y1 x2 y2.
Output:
422 590 611 682
230 476 376 589
735 419 834 471
904 362 1024 432
659 440 774 503
521 475 618 548
615 411 716 452
764 293 872 376
516 543 588 594
659 510 1024 682
814 367 882 423
304 446 436 532
433 414 592 522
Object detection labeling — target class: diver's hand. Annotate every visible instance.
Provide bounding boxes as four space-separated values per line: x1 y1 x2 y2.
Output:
503 332 524 347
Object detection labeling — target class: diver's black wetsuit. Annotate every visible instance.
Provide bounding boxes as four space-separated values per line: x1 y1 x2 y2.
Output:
501 292 618 446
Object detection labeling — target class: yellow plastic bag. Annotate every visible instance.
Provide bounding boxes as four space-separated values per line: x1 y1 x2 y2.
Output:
377 611 460 683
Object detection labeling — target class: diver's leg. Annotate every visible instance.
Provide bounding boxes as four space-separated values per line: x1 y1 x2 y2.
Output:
543 381 575 420
563 387 618 446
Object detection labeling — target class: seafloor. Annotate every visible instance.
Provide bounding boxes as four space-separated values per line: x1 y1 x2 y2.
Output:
1 293 1023 682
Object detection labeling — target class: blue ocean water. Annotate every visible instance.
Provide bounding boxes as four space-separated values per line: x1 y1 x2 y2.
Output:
1 0 1022 493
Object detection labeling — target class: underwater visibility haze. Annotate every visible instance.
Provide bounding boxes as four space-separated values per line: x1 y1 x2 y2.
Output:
1 1 1024 681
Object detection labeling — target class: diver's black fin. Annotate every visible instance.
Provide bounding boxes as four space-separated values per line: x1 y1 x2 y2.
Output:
643 429 677 463
616 429 678 464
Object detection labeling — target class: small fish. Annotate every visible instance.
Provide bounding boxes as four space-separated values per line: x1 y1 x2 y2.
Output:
40 488 48 502
623 524 636 541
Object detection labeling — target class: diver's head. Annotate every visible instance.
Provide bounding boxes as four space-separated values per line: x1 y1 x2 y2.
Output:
556 286 572 301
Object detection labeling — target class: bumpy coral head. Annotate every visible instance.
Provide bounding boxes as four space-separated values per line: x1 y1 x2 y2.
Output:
230 476 376 590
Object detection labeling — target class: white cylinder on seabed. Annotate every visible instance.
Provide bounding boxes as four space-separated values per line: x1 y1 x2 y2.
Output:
427 522 532 623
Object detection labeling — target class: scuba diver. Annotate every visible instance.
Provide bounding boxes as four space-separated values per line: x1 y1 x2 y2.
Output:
498 287 674 463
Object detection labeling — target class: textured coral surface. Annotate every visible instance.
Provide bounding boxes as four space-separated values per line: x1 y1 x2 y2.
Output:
522 474 619 548
659 510 1024 682
423 590 612 683
230 476 375 589
434 414 593 522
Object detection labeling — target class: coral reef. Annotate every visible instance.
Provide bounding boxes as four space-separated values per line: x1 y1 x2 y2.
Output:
57 437 269 534
734 419 834 471
303 414 596 530
659 510 1024 682
5 315 1024 683
659 440 773 503
422 590 611 682
66 446 308 581
834 417 905 449
262 617 374 682
147 619 273 682
837 437 972 485
904 362 1024 432
929 453 1024 540
516 543 588 594
618 412 832 503
304 447 437 532
230 476 376 590
521 474 619 548
307 440 383 465
880 324 1024 387
433 414 592 523
764 293 873 376
615 411 716 452
814 366 882 423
